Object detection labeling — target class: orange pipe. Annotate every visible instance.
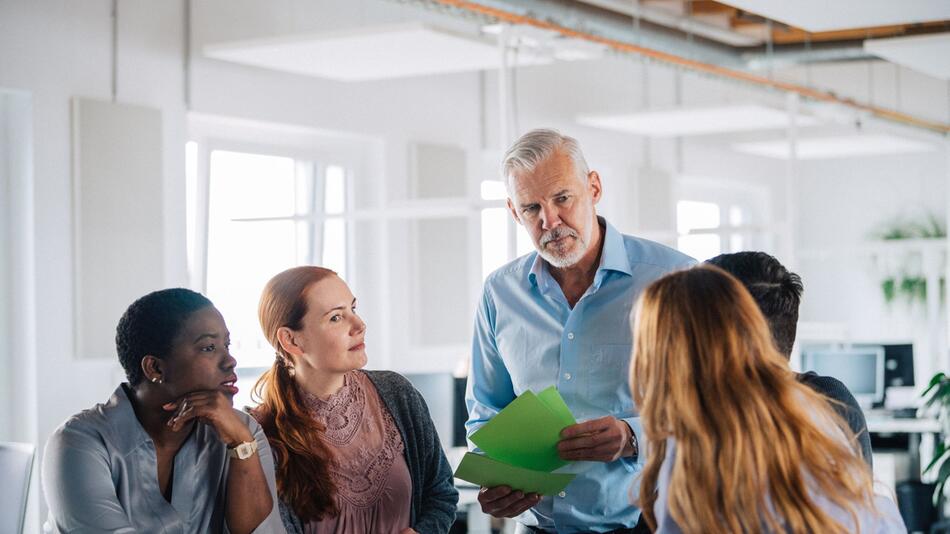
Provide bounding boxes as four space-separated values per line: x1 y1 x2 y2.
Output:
434 0 950 135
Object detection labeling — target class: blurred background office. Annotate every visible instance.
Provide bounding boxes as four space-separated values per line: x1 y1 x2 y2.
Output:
1 1 949 532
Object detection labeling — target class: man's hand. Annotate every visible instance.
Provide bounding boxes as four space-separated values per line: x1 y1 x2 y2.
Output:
399 529 418 534
557 416 634 463
477 485 541 518
163 390 253 446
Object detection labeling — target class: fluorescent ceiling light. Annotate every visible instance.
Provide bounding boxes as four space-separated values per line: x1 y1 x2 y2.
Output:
482 23 607 62
577 104 819 137
865 33 950 80
715 0 950 33
732 134 937 160
203 23 550 82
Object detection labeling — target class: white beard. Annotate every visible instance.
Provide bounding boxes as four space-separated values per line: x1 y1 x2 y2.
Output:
538 225 590 268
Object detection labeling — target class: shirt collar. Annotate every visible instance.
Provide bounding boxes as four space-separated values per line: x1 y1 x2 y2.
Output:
527 216 632 289
106 383 156 454
598 217 633 278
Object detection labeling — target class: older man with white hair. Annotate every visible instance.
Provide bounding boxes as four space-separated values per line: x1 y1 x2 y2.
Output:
466 129 694 533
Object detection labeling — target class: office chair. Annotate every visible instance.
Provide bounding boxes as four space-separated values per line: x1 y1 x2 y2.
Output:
0 442 35 534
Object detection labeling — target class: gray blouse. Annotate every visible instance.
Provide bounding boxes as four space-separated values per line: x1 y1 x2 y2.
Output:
42 384 285 534
653 440 906 533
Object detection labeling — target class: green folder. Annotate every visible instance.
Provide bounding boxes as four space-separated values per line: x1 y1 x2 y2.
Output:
454 452 576 496
470 388 577 472
537 385 576 429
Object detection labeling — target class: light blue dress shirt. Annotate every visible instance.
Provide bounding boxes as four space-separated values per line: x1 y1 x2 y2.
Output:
42 384 285 534
466 217 695 533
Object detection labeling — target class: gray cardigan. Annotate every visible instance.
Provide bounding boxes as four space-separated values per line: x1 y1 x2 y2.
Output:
279 370 459 534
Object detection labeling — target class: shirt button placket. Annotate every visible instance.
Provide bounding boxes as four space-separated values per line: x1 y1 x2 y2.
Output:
564 331 576 386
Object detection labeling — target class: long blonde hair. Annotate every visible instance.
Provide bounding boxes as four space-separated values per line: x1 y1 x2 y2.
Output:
631 265 873 534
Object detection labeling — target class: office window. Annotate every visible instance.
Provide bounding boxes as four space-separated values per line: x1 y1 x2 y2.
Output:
481 207 509 280
202 148 349 407
479 179 535 280
677 200 721 260
675 178 770 261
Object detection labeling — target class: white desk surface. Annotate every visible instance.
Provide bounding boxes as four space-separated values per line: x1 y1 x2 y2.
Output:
865 416 940 434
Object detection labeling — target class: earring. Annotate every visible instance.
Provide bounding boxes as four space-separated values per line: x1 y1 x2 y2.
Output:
151 377 163 384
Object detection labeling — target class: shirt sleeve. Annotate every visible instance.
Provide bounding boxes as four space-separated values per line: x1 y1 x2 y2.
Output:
621 415 646 472
465 286 516 446
42 426 138 534
245 416 286 534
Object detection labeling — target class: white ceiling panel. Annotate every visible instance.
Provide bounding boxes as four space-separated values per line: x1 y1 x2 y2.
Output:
865 32 950 80
716 1 950 32
732 134 937 159
577 104 819 137
203 23 550 82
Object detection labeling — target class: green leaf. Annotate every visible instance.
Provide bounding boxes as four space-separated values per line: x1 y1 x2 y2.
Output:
881 278 896 304
927 383 950 410
924 441 949 475
924 373 947 394
933 456 950 507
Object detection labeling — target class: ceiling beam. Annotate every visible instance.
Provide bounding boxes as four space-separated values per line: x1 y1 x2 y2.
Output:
429 0 950 134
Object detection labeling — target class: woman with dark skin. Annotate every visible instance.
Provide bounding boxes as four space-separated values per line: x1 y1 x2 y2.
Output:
43 288 283 533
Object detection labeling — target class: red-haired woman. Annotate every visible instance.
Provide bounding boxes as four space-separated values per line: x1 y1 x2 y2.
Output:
250 266 457 534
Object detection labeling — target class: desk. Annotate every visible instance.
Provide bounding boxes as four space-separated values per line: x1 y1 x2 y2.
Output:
866 415 940 485
456 483 491 534
866 417 940 435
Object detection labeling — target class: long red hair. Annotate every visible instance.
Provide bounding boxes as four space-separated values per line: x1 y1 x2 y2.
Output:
252 266 338 521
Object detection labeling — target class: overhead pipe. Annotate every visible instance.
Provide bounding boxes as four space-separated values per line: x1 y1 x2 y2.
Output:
430 0 950 135
743 43 874 71
575 0 762 47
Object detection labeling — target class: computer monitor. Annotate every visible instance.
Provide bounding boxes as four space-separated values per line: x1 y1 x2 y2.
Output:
402 372 469 450
801 346 885 409
855 343 915 389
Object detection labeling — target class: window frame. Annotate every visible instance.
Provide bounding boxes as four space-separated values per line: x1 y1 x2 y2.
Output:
188 137 363 292
674 176 775 258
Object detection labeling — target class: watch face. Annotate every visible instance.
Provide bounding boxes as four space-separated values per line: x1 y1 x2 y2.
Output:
236 442 254 460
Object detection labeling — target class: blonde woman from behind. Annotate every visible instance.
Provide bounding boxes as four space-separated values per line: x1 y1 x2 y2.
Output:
630 265 905 534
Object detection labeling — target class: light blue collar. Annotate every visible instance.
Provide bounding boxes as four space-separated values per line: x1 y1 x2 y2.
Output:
528 216 632 291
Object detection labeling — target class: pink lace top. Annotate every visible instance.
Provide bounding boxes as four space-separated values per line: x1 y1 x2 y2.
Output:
301 371 412 534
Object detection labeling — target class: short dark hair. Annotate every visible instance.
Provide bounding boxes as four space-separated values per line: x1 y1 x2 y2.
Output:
706 252 803 358
115 288 213 385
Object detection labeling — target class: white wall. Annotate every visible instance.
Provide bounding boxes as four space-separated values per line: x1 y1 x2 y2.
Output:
0 86 40 534
0 1 488 526
0 2 188 530
794 150 948 382
2 0 949 530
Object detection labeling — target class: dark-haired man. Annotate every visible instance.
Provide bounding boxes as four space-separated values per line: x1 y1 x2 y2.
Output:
707 251 872 469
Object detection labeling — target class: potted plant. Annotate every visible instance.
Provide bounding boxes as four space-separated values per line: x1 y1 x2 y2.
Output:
874 213 947 307
922 372 950 505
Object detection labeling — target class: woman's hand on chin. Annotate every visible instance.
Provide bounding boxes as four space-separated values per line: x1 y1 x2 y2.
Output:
163 391 253 446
